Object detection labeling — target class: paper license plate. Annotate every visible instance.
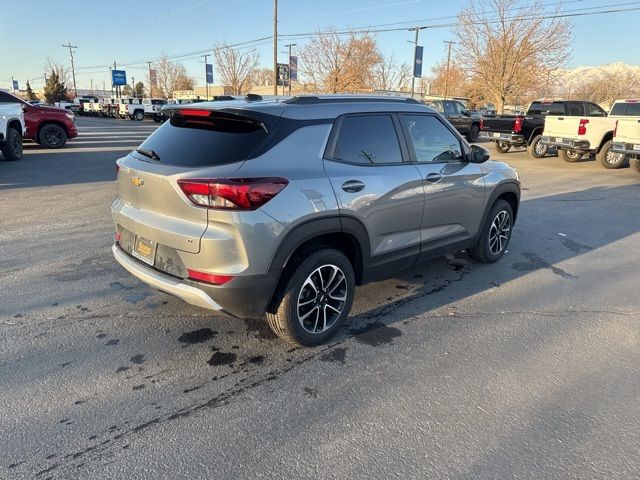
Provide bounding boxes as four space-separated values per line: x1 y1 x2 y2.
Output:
132 236 157 266
556 137 563 142
633 144 640 151
492 132 501 138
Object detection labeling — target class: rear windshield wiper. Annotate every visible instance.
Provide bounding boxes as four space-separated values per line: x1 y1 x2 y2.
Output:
136 147 161 161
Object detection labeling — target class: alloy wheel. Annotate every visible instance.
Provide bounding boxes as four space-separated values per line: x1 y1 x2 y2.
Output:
488 210 511 255
297 264 347 334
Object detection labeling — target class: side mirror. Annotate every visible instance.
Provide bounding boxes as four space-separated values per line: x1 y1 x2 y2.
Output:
469 145 490 163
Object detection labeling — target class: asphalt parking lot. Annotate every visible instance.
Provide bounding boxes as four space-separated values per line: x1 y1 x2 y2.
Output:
1 116 639 479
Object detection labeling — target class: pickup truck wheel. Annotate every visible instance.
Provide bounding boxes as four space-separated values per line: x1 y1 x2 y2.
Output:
134 111 144 121
469 199 513 264
527 134 548 158
466 124 480 142
597 140 627 169
266 249 355 347
629 157 640 173
0 126 23 161
38 124 67 148
495 141 511 153
559 149 583 162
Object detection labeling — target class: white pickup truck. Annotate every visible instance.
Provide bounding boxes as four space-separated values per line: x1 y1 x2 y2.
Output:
612 116 640 174
0 103 25 161
540 99 640 168
141 98 168 122
117 98 145 120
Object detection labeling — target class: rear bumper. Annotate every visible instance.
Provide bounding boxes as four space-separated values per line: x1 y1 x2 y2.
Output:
612 142 640 156
112 244 279 318
541 136 590 150
481 132 525 144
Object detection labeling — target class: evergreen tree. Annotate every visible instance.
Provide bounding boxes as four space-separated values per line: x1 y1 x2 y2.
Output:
134 81 145 97
25 81 38 101
43 72 69 103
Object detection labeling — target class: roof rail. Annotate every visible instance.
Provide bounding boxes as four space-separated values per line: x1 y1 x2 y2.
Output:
283 95 420 105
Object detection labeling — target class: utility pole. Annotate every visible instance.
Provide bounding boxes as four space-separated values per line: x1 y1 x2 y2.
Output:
273 0 278 95
11 76 15 92
203 53 210 100
443 40 455 100
409 27 426 99
147 61 153 98
61 42 78 97
284 43 296 96
132 76 135 98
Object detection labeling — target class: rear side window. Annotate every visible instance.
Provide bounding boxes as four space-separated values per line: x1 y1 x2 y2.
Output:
567 103 585 116
586 103 606 116
332 115 403 164
627 103 640 115
136 111 270 166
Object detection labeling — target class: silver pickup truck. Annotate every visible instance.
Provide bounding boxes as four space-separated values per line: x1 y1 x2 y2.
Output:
0 103 25 161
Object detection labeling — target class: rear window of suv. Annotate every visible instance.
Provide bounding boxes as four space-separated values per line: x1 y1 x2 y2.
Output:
136 110 271 166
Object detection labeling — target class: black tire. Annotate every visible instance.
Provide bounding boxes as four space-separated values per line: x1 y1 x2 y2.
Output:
495 141 511 153
597 140 627 169
134 111 144 121
558 149 583 163
37 124 67 148
153 115 162 123
466 124 480 142
630 157 640 173
469 199 514 264
527 134 548 158
0 125 23 161
266 249 355 347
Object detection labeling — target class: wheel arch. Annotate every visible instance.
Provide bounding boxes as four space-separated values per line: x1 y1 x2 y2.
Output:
596 131 614 153
481 181 520 226
7 119 23 135
37 120 69 138
526 127 543 145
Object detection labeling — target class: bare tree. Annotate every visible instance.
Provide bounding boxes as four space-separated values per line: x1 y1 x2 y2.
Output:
428 60 470 98
299 29 382 93
373 54 411 92
573 68 640 107
250 68 274 88
454 0 571 113
45 58 71 87
214 44 260 95
152 53 195 98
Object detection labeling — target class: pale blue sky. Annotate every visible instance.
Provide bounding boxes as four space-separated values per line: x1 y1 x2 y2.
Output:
1 0 638 91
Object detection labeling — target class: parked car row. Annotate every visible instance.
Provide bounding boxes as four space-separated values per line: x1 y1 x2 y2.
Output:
0 90 77 160
75 97 168 122
480 98 640 175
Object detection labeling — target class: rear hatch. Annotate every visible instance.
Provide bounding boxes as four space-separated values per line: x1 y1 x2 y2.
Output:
114 105 283 253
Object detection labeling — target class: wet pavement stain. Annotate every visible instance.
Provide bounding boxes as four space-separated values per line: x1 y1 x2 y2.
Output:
177 328 217 345
59 360 74 368
562 238 594 253
512 252 578 279
73 400 86 405
8 461 24 469
207 352 238 367
130 354 145 365
105 339 119 346
248 355 265 364
243 318 278 340
124 292 150 304
303 387 318 398
132 384 146 391
351 322 402 347
320 347 347 365
115 366 130 373
96 333 107 339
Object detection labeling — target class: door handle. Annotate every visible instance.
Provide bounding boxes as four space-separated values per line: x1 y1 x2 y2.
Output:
342 180 365 192
425 173 443 183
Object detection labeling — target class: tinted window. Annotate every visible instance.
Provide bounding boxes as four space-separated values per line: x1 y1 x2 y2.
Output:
151 99 166 105
444 101 457 115
627 103 640 115
429 101 445 113
610 103 627 115
586 103 606 116
454 102 466 114
401 114 463 163
567 103 585 116
528 102 565 115
610 102 640 116
136 111 270 166
333 115 402 164
0 92 20 103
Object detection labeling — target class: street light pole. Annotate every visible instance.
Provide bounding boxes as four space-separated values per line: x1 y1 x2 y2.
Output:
273 0 278 95
284 43 296 96
203 53 210 100
409 27 425 99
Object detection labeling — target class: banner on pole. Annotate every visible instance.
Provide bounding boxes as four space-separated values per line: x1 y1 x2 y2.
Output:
206 64 214 84
277 63 290 86
289 56 298 82
12 80 19 91
413 46 423 77
149 69 157 87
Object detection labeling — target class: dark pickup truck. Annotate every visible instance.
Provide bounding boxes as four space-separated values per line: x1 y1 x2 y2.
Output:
427 99 484 142
480 100 608 158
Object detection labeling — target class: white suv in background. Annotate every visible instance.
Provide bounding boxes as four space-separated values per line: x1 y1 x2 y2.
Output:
0 102 25 161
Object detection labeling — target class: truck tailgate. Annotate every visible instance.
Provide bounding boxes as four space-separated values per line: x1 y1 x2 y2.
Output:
614 117 640 143
482 116 517 133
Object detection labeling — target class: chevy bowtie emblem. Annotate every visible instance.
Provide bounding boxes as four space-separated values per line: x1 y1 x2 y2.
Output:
131 177 144 187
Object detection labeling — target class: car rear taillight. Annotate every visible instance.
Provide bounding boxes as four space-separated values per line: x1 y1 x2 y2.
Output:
479 117 484 130
513 116 523 133
178 177 288 210
187 269 233 285
613 120 619 138
578 119 589 135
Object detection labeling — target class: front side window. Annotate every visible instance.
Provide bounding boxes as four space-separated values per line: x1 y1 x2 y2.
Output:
568 103 585 116
401 114 463 163
332 115 403 164
454 102 467 114
586 103 606 116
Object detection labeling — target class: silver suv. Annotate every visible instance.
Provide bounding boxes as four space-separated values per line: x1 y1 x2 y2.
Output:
112 95 520 346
